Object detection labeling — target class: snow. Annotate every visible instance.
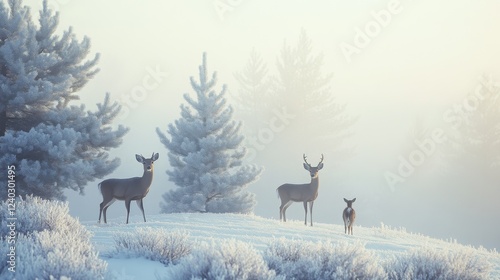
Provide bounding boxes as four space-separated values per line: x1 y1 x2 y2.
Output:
105 258 166 280
84 213 500 279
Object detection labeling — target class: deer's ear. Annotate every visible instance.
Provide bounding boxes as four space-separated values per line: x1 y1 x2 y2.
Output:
317 163 324 170
135 154 144 163
352 198 356 202
152 153 159 161
303 163 310 170
344 198 348 203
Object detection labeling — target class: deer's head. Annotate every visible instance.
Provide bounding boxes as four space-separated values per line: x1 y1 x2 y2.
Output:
136 152 159 172
344 198 356 208
303 154 324 178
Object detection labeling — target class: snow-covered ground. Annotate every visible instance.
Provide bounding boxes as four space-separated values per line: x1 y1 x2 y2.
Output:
84 213 500 279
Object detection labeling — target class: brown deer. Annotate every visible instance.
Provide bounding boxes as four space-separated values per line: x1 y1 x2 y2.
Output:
343 198 356 235
277 154 324 226
98 153 159 224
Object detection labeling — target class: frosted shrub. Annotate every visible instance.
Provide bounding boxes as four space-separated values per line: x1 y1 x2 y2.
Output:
386 246 492 280
0 196 86 237
0 196 107 279
8 231 107 279
112 227 191 265
164 239 276 280
265 238 386 280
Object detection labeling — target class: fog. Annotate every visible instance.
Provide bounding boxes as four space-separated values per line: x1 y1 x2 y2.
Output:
24 0 500 249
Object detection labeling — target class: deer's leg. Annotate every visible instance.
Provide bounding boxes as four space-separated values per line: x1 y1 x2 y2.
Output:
125 199 132 224
309 201 314 227
137 199 146 222
281 201 292 222
303 201 308 225
279 205 283 221
100 198 116 224
279 200 287 222
343 214 346 234
279 198 290 222
99 200 107 223
98 202 104 224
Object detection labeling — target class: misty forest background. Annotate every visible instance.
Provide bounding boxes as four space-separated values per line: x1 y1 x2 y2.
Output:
1 0 499 250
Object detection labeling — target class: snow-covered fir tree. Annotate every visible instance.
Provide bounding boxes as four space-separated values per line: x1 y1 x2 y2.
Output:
156 53 262 214
0 0 128 200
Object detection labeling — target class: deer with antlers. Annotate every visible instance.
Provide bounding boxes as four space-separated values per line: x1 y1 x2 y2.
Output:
343 198 356 235
277 154 324 226
98 153 159 224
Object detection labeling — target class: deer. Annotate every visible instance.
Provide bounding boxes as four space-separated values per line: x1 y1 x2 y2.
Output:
98 153 159 224
277 154 324 226
343 198 356 235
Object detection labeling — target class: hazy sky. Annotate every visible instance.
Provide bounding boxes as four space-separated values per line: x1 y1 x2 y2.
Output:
23 0 500 249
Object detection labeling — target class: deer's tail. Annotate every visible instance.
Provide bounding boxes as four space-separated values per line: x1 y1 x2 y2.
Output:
98 182 102 193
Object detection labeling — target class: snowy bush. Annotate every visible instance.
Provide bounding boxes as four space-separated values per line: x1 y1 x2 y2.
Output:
8 230 106 279
265 238 386 280
164 239 276 280
0 196 86 237
386 246 492 280
0 196 107 279
112 227 191 265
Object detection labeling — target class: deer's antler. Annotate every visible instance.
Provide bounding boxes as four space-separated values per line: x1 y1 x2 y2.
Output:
303 154 310 166
318 154 324 166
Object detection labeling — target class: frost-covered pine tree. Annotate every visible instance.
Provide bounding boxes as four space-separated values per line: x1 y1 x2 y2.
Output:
156 53 262 214
0 0 128 200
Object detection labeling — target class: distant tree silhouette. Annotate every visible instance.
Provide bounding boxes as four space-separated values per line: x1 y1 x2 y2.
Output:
234 30 357 161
